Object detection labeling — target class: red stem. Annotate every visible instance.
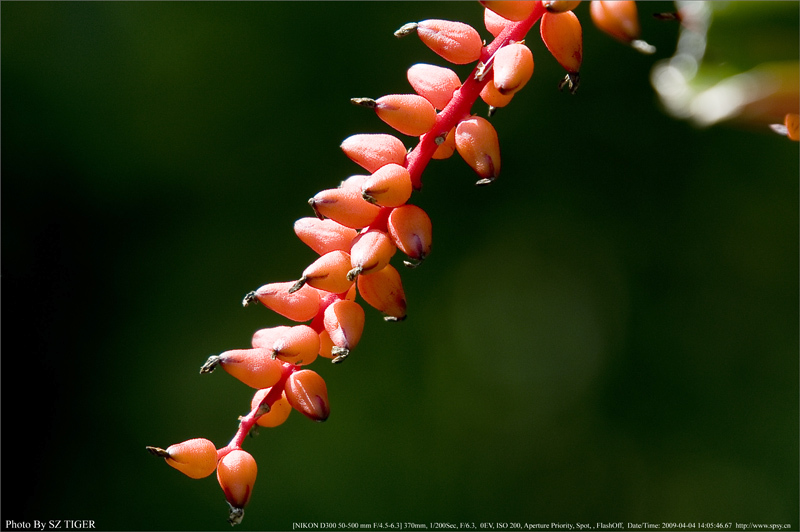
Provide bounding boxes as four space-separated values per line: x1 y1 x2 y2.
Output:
218 2 548 462
406 1 547 189
218 362 298 459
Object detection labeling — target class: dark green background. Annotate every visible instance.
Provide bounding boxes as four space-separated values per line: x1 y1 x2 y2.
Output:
2 2 797 531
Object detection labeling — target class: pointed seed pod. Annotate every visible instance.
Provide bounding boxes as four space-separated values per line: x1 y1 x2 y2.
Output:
201 348 284 389
285 369 330 421
387 204 432 266
357 94 437 137
251 387 292 428
361 163 413 208
146 438 218 480
407 19 483 65
480 78 515 109
294 217 358 256
479 1 538 22
309 187 381 229
484 7 514 38
272 325 320 366
590 1 655 53
290 250 354 295
357 264 407 321
492 43 534 96
540 11 583 93
251 325 291 349
455 116 501 184
407 63 462 110
217 449 257 525
340 133 407 173
348 229 397 280
243 281 321 321
323 299 365 363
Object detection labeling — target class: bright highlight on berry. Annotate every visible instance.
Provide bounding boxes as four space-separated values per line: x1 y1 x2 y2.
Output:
217 450 258 525
146 438 218 480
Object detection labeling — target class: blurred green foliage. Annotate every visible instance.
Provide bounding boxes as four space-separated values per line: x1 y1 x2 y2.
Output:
2 2 797 531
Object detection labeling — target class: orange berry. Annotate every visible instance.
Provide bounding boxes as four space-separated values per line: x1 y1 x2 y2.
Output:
786 113 799 141
147 438 218 480
540 10 582 93
480 78 515 109
290 250 354 295
251 325 291 349
285 369 330 421
455 116 501 184
340 133 407 174
369 94 437 137
348 229 397 280
407 63 462 110
387 204 432 265
479 1 537 21
357 264 407 321
400 19 483 65
432 127 457 160
217 449 257 524
202 348 284 389
361 163 413 208
251 387 292 428
541 11 582 73
243 280 321 321
294 217 358 256
484 7 513 38
271 325 320 365
309 186 381 229
323 299 365 363
590 1 655 53
492 43 534 96
544 1 581 13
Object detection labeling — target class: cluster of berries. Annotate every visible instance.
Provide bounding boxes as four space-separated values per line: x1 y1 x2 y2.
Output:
147 1 665 526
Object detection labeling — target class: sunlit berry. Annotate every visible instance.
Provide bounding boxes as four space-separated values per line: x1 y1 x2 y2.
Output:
243 281 320 321
590 1 655 53
201 348 283 389
250 326 290 349
340 133 407 174
455 116 501 184
271 325 320 366
484 7 513 38
544 1 581 13
348 229 397 280
285 369 330 421
387 204 432 266
479 1 537 22
361 163 413 208
294 218 358 256
397 19 483 65
309 186 381 230
364 94 437 137
540 11 582 92
323 299 365 363
492 43 534 96
289 250 354 295
432 127 457 160
357 264 407 321
251 387 292 428
146 438 217 480
217 449 257 525
480 78 515 110
407 63 462 110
